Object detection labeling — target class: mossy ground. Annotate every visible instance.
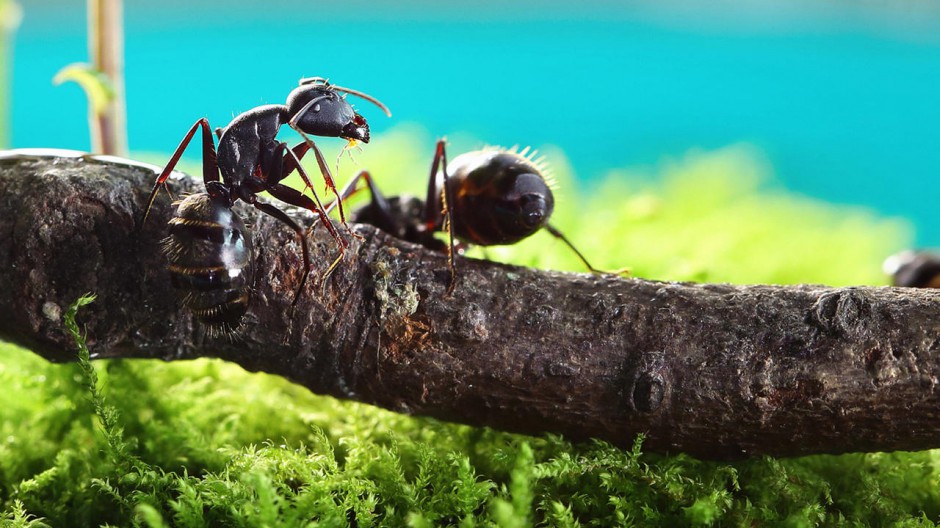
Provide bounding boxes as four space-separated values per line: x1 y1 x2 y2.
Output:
1 129 933 527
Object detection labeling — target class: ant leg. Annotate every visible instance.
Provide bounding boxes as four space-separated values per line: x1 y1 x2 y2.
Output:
288 125 351 231
279 146 348 248
264 140 311 188
544 223 603 274
249 200 311 307
267 183 347 288
325 170 393 220
423 139 457 293
140 117 218 229
324 169 368 215
280 142 311 182
323 169 407 241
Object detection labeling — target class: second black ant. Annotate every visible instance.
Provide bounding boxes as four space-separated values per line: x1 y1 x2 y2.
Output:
331 139 602 292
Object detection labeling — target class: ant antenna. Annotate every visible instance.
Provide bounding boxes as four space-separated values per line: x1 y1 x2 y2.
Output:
298 76 329 86
297 76 392 118
544 223 600 274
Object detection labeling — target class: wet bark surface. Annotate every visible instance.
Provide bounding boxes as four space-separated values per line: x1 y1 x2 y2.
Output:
1 150 939 460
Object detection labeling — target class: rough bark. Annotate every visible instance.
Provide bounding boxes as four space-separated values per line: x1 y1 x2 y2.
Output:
1 150 939 461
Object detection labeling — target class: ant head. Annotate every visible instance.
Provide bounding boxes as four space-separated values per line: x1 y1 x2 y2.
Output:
286 85 371 143
286 79 391 144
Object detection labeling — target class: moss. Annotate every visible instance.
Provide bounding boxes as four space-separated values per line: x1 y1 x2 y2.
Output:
0 133 930 526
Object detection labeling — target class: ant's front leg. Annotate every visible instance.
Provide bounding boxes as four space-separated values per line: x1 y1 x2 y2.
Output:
423 139 458 294
276 141 351 222
276 144 348 248
140 117 219 229
286 108 351 233
279 142 310 181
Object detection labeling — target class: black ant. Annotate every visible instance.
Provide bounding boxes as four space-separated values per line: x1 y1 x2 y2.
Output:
332 139 601 292
884 250 940 288
140 78 391 333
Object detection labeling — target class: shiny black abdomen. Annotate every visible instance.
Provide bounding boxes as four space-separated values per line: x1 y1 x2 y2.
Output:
162 193 254 334
446 150 554 246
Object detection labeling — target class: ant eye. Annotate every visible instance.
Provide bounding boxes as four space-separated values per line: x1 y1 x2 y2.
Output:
313 103 321 113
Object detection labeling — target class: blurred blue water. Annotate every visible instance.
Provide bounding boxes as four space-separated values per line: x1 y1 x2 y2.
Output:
11 1 940 245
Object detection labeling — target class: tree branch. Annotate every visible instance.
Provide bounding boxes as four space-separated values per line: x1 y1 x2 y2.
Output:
1 150 939 461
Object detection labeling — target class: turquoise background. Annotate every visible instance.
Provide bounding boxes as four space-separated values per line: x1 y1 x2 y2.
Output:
11 1 940 244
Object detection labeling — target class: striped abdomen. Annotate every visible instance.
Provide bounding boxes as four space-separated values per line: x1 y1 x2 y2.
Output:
162 193 254 334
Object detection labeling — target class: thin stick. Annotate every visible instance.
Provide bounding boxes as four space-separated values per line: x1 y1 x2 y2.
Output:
88 0 127 155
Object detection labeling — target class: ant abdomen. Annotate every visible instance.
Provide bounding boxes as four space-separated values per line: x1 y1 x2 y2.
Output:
447 150 554 246
162 193 254 334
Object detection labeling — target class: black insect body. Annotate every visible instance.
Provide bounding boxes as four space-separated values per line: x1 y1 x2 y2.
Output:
335 139 600 291
140 78 390 331
162 190 253 335
445 148 558 246
885 250 940 288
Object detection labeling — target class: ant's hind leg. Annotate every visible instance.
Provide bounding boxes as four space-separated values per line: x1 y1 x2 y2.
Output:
140 117 219 230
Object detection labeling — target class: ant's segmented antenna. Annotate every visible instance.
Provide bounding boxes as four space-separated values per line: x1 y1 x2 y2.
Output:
298 76 392 118
330 84 392 117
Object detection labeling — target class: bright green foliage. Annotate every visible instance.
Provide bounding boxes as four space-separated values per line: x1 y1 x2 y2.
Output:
0 134 932 526
52 64 116 117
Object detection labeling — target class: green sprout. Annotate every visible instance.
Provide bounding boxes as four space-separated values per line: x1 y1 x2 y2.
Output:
53 64 116 117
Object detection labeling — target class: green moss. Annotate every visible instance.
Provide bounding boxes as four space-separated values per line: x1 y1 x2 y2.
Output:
0 133 930 526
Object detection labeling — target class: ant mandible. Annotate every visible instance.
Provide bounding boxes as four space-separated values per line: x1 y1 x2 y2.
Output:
330 139 601 292
139 78 391 330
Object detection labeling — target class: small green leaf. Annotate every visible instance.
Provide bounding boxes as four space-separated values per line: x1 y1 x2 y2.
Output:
53 63 114 115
